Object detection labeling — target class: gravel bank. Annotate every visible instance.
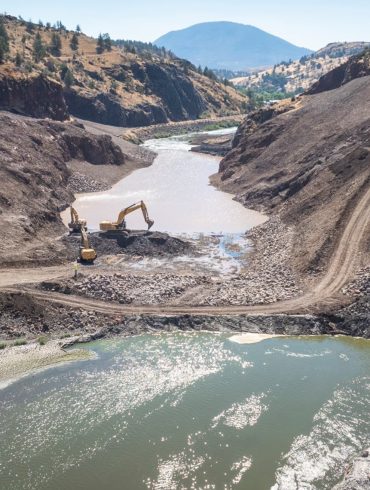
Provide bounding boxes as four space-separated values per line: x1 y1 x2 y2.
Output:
198 217 302 305
0 340 93 388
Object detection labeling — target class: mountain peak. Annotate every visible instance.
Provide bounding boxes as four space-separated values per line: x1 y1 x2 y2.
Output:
155 21 312 71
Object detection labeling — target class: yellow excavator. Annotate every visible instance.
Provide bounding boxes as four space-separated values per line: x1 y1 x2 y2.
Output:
99 201 154 232
79 228 97 263
68 207 87 233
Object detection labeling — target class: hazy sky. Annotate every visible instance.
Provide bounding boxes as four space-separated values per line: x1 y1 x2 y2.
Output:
2 0 369 50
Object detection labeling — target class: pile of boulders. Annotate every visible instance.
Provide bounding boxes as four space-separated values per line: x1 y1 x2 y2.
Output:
198 217 302 305
68 172 110 193
69 273 212 305
342 266 370 298
0 291 122 340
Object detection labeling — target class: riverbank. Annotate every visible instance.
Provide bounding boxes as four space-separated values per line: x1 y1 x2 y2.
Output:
0 315 353 388
0 339 93 389
122 115 244 142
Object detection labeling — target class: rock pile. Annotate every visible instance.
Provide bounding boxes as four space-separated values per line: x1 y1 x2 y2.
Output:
90 231 192 257
68 172 110 193
68 273 212 305
199 217 301 305
342 266 370 298
0 291 120 339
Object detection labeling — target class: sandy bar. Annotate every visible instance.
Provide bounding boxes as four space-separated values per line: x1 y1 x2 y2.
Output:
0 340 94 389
228 333 283 344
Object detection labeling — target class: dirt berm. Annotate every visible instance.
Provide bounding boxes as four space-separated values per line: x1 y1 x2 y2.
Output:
67 230 192 257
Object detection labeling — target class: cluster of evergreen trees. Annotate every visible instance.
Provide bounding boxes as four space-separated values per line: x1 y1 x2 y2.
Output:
0 16 9 63
96 33 112 54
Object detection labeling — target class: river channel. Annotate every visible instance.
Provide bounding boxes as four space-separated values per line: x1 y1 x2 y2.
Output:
0 333 369 489
62 129 266 234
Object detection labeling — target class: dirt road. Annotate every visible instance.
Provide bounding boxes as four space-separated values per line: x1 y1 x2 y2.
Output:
1 187 369 317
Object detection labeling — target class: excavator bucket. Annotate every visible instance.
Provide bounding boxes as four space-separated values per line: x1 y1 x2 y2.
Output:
147 219 154 230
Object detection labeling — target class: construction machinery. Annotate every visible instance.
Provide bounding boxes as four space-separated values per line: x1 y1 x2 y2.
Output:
99 201 154 232
79 228 97 264
68 207 87 234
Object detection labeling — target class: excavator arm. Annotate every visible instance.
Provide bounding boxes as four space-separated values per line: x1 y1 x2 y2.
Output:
116 201 154 230
70 207 79 224
68 206 87 233
79 228 97 263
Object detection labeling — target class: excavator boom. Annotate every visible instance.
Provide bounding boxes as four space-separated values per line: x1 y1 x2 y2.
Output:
79 228 97 263
100 200 154 232
68 206 87 233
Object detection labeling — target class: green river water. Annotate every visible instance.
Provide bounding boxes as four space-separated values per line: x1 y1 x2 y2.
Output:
0 333 369 489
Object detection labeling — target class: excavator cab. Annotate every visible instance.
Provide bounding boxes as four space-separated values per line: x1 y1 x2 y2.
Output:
100 201 154 232
68 206 87 234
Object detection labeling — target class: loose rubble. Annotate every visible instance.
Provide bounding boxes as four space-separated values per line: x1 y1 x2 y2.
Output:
198 217 301 305
342 266 370 298
0 291 122 339
44 273 213 305
68 172 110 193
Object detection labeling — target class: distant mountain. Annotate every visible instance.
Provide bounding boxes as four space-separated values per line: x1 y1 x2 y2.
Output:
154 21 312 70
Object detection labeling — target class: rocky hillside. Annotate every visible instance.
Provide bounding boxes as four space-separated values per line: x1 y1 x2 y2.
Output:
232 42 370 94
0 112 125 267
307 48 370 94
0 16 245 126
155 21 311 71
216 57 370 276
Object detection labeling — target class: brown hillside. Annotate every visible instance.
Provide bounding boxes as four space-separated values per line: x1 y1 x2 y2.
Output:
0 16 246 126
216 70 370 276
231 42 370 94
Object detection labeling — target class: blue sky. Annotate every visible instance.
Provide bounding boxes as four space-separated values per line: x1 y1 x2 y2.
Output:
2 0 369 50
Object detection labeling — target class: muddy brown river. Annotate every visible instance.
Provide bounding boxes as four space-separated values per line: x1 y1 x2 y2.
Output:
62 130 266 234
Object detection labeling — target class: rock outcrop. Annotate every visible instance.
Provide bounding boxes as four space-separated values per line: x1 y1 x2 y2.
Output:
0 69 68 120
1 16 245 128
306 48 370 94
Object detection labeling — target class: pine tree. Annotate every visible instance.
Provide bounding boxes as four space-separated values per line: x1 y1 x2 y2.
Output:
0 16 9 63
33 32 46 62
15 51 23 67
76 24 81 35
49 32 62 56
63 68 74 88
96 33 104 54
70 33 79 51
103 33 112 52
26 19 34 33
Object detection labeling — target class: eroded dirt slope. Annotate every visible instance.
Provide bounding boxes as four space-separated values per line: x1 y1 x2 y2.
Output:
216 74 370 276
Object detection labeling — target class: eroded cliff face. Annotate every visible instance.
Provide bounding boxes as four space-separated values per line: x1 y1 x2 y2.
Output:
0 69 68 120
0 16 245 128
217 74 370 275
64 60 225 127
0 113 125 267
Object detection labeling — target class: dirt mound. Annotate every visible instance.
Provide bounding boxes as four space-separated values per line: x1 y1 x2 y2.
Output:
89 231 192 257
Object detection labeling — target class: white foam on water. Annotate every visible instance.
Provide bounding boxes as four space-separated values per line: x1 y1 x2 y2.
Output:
271 378 370 489
212 393 269 430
